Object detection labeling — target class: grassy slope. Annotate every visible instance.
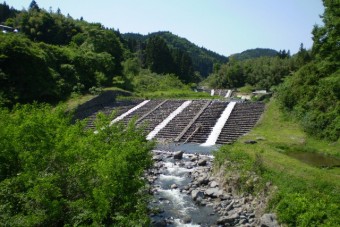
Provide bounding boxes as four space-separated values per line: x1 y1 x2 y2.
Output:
215 99 340 226
135 89 216 99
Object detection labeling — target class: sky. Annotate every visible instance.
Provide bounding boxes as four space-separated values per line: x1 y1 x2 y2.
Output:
6 0 324 56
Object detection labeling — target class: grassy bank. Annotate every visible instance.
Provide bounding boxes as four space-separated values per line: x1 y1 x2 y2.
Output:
214 99 340 226
134 89 215 100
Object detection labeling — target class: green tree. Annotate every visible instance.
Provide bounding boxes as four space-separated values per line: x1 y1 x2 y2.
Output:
277 0 340 140
29 0 40 11
145 36 175 74
0 104 153 225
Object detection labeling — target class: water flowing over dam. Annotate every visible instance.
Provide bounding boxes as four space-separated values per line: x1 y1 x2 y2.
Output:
84 99 265 145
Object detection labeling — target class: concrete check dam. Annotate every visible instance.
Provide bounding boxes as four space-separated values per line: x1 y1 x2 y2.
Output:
84 99 265 145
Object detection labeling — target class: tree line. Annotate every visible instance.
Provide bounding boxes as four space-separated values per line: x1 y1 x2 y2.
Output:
203 0 338 141
277 0 339 141
1 1 224 107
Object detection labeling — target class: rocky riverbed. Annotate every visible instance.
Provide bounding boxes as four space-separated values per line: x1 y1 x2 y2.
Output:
147 150 279 227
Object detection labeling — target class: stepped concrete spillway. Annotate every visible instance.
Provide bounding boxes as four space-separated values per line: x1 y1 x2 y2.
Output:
84 99 265 145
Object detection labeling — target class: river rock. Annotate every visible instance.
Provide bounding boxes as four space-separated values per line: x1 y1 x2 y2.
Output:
190 156 198 162
152 219 167 227
173 151 184 159
182 216 192 224
210 180 219 187
260 213 279 227
153 155 163 161
191 189 204 201
216 213 239 225
225 200 234 211
205 188 220 198
198 159 208 166
171 184 178 189
196 176 209 185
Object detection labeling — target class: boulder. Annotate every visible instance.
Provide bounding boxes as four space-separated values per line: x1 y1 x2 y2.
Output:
217 213 239 225
205 188 220 198
152 219 167 227
197 159 207 166
153 155 163 161
182 216 192 224
210 180 219 187
196 176 209 185
173 151 184 159
260 213 279 227
170 184 178 189
191 189 204 201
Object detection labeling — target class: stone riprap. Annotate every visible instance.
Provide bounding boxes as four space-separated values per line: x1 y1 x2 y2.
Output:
85 99 265 145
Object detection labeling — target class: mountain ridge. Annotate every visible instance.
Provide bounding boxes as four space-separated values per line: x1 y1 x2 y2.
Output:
123 31 228 77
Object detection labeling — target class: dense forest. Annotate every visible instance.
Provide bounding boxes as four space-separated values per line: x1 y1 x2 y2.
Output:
0 1 226 107
277 0 339 141
230 48 278 61
123 31 228 78
203 0 339 141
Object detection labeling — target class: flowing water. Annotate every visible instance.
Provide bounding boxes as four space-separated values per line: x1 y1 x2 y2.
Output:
110 100 150 125
147 101 192 140
149 151 219 226
202 102 236 146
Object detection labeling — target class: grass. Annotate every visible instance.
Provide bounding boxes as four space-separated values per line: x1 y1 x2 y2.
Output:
133 89 217 100
214 98 340 226
62 87 132 111
63 93 97 111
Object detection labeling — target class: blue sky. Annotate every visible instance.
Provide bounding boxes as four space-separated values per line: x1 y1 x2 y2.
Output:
6 0 324 56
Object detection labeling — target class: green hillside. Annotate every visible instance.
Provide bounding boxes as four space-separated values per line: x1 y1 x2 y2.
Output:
230 48 278 61
123 31 228 77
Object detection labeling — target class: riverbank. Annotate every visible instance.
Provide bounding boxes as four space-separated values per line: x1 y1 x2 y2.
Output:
147 150 279 226
214 99 340 226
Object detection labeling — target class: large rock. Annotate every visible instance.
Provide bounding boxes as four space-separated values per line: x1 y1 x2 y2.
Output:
191 189 204 201
205 188 220 198
260 213 279 227
197 159 207 166
173 151 184 159
210 180 219 188
153 155 163 161
171 184 178 189
182 216 192 224
217 213 239 225
196 176 209 185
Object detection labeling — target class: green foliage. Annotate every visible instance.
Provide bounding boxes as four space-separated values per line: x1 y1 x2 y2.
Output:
132 69 186 93
214 99 340 226
0 5 127 107
12 8 81 45
0 2 18 23
230 48 278 61
275 192 339 226
123 31 228 78
0 104 153 225
0 32 119 106
277 0 340 141
204 56 293 90
145 36 175 74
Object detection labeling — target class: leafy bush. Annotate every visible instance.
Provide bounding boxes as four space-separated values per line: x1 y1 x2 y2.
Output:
0 104 153 226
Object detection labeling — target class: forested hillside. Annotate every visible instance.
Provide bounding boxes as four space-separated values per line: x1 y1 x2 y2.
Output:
203 0 338 141
0 2 224 107
277 0 339 141
230 48 278 61
123 31 228 77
